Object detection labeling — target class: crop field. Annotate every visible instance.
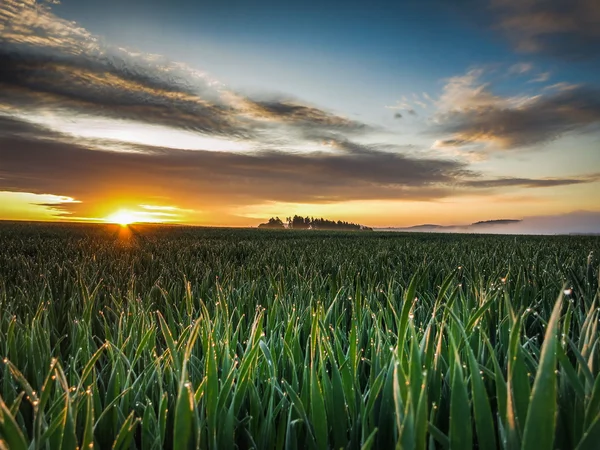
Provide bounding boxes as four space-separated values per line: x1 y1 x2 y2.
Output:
0 222 599 450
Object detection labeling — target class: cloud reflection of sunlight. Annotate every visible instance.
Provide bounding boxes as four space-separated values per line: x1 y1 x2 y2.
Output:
21 114 251 152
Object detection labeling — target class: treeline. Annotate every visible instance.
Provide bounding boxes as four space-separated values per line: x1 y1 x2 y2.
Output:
258 215 372 231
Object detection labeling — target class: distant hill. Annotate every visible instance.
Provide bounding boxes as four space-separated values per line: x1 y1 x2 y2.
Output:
377 211 600 235
378 219 523 233
404 224 445 230
471 219 522 226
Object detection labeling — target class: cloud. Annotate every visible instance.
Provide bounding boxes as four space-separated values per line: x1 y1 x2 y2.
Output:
530 71 551 83
491 0 600 59
462 176 598 189
543 82 579 91
0 117 467 208
0 0 369 145
237 98 368 133
140 205 193 213
412 93 428 109
432 69 600 149
508 62 534 74
0 0 98 54
386 101 412 110
385 98 419 115
0 0 251 139
436 68 505 111
0 49 250 138
432 139 472 148
1 116 596 219
507 63 550 83
394 112 403 119
0 190 81 221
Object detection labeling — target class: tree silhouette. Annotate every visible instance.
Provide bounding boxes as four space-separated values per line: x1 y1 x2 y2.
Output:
258 217 285 229
261 215 372 231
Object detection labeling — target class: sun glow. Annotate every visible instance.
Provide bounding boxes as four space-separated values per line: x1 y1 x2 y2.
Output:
105 210 137 226
104 205 183 225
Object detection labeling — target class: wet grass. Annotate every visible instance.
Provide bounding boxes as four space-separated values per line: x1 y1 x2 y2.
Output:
0 222 599 449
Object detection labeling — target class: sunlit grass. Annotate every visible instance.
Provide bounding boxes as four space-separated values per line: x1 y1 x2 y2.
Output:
0 224 598 449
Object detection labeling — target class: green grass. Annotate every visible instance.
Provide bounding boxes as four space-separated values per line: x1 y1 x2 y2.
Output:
0 222 599 449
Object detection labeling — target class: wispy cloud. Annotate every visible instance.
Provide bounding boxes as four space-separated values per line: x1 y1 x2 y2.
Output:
530 71 551 83
491 0 600 59
431 68 600 150
461 175 598 189
387 94 428 114
0 190 80 221
508 62 533 75
0 0 370 149
0 47 250 139
385 101 412 110
140 204 193 213
237 98 368 133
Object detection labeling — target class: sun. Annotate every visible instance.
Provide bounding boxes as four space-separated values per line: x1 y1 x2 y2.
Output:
106 210 136 226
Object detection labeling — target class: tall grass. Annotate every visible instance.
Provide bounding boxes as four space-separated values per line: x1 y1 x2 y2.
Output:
0 223 599 449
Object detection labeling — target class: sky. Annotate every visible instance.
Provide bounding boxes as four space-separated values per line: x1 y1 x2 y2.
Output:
1 0 600 231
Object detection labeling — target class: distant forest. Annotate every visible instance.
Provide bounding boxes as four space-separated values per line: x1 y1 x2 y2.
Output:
258 215 372 231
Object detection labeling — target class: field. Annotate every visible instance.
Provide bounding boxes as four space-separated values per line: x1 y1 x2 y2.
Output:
0 223 599 450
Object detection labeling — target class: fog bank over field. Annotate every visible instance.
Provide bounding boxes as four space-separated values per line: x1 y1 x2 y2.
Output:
377 211 600 235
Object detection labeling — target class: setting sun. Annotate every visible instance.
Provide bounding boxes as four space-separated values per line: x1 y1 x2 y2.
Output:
106 210 136 226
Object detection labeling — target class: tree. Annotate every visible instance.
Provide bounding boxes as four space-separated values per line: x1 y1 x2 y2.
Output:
263 214 371 231
258 217 285 229
291 215 309 229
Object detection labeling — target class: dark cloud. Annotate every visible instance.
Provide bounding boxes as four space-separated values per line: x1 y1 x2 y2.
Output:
407 109 417 116
394 112 403 119
433 139 471 148
491 0 600 59
0 117 465 208
241 99 369 133
0 48 250 138
1 117 595 216
0 46 372 139
326 139 380 155
434 85 600 149
297 131 417 156
462 176 598 189
0 114 60 138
